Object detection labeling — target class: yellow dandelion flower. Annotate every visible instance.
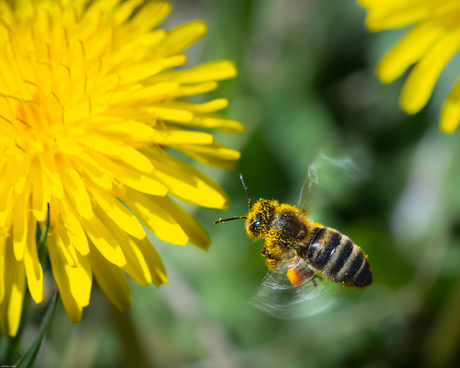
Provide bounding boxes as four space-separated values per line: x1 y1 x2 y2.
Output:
0 0 243 337
359 0 460 133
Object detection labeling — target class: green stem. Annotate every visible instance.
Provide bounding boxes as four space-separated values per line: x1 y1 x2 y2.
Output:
38 203 50 264
109 302 150 368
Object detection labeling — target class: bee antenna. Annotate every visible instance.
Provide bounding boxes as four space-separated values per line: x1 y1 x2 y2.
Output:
214 215 247 225
239 173 252 210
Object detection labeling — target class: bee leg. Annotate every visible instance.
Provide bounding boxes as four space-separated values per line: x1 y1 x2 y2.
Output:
310 274 322 287
261 243 281 271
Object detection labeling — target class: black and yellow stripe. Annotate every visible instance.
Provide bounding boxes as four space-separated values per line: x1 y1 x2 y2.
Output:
303 227 372 287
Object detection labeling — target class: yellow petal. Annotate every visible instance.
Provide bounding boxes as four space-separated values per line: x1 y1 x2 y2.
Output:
400 28 460 114
0 170 15 229
56 134 84 155
56 198 90 256
48 237 92 323
89 151 167 196
118 61 164 84
88 182 146 240
144 148 230 209
13 182 30 260
132 236 167 287
149 196 211 250
90 120 156 143
111 0 144 25
150 61 237 85
0 237 5 304
92 206 151 286
72 153 113 190
179 142 241 170
123 188 189 246
79 134 153 173
14 154 30 193
80 215 127 267
188 116 245 133
152 20 207 57
147 106 194 123
360 0 428 31
110 82 180 105
0 238 25 337
174 82 218 98
57 156 93 220
162 98 229 114
54 220 79 268
440 77 460 133
30 158 50 221
87 241 132 311
24 219 44 303
122 237 153 286
130 1 171 34
377 22 443 83
38 152 64 199
152 130 213 146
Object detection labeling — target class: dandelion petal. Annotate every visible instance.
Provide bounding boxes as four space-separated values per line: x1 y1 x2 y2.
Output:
377 22 443 83
81 216 127 267
123 188 189 246
24 219 44 303
441 78 460 133
400 29 460 114
87 242 132 312
0 240 25 337
48 238 92 323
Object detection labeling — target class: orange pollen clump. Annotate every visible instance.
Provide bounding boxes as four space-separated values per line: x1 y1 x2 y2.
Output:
287 266 304 288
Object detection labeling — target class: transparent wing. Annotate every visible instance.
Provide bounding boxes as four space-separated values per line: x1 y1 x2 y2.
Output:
298 152 366 214
249 257 339 319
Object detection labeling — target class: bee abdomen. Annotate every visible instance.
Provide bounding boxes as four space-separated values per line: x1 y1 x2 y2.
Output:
304 227 372 288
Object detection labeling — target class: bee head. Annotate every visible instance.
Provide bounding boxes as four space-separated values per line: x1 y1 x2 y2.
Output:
245 199 276 239
214 174 276 240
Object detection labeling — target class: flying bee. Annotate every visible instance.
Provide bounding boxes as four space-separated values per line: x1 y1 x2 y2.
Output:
215 163 372 318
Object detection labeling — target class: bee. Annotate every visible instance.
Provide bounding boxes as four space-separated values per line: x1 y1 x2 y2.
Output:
215 173 372 294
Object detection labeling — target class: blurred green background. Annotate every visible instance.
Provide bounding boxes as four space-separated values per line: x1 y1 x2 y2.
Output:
25 0 460 367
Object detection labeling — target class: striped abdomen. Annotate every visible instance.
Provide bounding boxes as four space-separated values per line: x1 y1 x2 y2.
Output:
302 227 372 287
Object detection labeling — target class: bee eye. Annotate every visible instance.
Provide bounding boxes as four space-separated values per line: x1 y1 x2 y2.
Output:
253 215 262 226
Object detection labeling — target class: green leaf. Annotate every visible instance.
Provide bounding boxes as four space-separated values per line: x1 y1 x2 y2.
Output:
38 203 50 264
15 291 59 368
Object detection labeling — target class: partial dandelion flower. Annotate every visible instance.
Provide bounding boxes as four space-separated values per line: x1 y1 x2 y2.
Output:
359 0 460 133
0 0 243 337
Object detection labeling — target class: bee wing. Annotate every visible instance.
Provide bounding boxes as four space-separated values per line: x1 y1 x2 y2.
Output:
298 152 366 213
249 257 338 319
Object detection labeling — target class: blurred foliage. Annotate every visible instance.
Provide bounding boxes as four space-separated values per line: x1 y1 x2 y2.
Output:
20 0 460 367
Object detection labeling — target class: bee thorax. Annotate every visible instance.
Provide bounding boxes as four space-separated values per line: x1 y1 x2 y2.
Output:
271 212 304 239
